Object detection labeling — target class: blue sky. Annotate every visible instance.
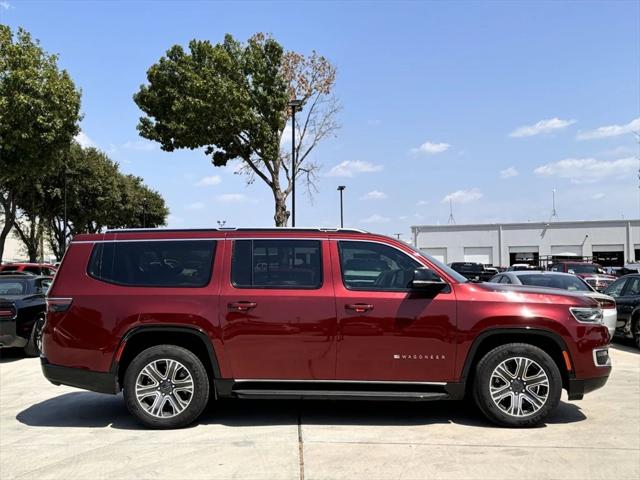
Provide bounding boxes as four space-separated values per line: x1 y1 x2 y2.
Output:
2 0 639 238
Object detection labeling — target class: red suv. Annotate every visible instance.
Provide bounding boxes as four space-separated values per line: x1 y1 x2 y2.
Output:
0 263 57 276
42 228 611 429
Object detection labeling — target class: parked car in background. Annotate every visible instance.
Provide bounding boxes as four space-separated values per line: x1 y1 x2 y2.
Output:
0 275 52 355
448 262 494 281
41 228 611 429
0 263 57 276
604 274 640 349
483 265 499 277
549 262 616 292
488 271 617 339
507 263 535 271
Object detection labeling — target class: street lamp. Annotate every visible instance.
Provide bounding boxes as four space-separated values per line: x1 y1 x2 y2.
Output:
288 98 303 227
337 185 346 228
142 196 148 228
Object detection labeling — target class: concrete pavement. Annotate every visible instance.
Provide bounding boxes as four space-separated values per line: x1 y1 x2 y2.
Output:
1 343 638 480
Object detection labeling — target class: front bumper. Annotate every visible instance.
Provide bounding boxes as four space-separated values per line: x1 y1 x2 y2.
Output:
0 318 27 348
567 375 610 400
41 358 119 394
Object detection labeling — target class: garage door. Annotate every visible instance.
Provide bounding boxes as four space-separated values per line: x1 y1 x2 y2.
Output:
551 245 582 257
422 248 447 264
464 247 492 265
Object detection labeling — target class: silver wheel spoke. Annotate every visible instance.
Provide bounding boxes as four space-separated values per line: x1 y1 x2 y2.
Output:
489 356 549 418
135 358 194 419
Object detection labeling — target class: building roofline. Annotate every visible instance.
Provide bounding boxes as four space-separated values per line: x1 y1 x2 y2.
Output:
411 219 640 232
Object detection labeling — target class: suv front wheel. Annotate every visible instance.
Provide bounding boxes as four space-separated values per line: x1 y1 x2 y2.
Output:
473 343 562 427
123 345 210 429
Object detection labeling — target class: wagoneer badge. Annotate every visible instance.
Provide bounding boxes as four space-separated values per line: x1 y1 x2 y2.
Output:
393 354 446 360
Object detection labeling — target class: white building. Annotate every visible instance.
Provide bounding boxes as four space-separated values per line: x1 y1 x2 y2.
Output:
411 219 639 267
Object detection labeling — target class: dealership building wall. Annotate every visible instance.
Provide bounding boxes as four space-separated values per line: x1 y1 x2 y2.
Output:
411 220 639 267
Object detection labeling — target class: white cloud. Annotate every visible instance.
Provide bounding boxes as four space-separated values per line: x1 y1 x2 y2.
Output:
577 117 640 140
216 193 250 203
74 131 96 148
442 188 483 204
411 141 450 155
186 202 205 210
361 214 390 224
0 2 12 10
195 175 222 187
500 166 519 179
592 193 605 200
167 214 184 226
326 160 383 177
510 118 576 138
361 190 387 200
122 140 157 151
534 157 636 183
416 200 429 206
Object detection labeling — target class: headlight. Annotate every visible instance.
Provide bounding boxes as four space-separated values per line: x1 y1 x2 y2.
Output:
570 307 603 324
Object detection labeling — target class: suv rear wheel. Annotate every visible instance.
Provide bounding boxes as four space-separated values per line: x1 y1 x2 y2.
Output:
123 345 210 429
473 343 562 427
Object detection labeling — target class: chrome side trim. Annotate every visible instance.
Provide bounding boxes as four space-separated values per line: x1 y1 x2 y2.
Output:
233 379 447 386
71 238 219 244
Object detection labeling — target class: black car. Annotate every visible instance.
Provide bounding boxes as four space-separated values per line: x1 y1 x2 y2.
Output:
0 275 52 356
449 262 494 282
604 274 640 349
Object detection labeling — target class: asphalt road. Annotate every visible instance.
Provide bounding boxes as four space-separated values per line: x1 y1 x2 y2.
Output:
1 343 638 480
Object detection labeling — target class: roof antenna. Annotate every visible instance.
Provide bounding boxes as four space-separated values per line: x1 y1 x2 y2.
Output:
549 189 559 222
447 199 456 225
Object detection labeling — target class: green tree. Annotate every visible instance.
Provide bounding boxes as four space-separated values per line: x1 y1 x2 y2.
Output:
134 33 339 227
0 25 81 262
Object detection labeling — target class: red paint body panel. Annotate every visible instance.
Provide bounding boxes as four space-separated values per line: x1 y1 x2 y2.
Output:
43 229 611 391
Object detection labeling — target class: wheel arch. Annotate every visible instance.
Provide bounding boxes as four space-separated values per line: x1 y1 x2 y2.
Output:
113 325 221 390
460 328 572 392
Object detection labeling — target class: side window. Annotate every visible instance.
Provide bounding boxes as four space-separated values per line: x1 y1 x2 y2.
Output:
38 278 52 293
338 241 421 290
489 275 501 283
23 266 41 275
500 275 511 284
625 278 640 296
88 240 216 287
231 239 322 289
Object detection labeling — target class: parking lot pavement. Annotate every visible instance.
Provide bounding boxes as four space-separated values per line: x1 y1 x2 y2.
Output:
1 344 638 480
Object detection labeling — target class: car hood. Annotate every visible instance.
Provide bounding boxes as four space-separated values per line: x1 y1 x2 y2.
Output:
476 282 598 305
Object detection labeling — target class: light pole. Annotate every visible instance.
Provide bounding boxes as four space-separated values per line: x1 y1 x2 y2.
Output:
288 99 303 227
337 185 346 228
62 168 75 254
217 220 226 228
142 197 148 228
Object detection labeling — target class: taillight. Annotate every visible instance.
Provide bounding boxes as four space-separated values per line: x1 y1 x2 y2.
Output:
0 305 16 319
597 298 616 310
46 297 73 313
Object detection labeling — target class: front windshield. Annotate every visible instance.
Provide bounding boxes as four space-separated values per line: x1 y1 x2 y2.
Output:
518 274 591 292
402 242 468 283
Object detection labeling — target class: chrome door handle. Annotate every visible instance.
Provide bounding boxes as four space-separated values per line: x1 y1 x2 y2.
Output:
345 303 374 313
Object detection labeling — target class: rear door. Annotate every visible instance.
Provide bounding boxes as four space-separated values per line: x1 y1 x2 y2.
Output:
219 236 337 380
331 239 457 383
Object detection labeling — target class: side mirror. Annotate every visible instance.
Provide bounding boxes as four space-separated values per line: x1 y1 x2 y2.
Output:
410 267 447 290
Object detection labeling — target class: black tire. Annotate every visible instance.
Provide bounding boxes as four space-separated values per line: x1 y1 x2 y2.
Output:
473 343 562 428
23 316 44 357
632 317 640 350
123 345 210 429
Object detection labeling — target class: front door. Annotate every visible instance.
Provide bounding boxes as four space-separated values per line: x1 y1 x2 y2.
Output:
219 237 337 380
332 240 457 383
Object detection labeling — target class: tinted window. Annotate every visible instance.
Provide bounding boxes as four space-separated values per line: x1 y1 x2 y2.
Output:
231 240 322 289
0 280 26 295
1 266 19 272
626 278 640 296
517 274 590 291
569 264 603 274
23 266 41 275
88 240 216 287
339 241 421 290
500 275 512 284
605 278 627 297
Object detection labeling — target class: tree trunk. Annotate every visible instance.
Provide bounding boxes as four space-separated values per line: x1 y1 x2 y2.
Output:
0 192 17 264
273 191 290 227
14 215 42 262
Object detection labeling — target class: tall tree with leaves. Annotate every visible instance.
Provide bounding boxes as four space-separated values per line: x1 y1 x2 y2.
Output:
134 33 339 226
0 25 81 262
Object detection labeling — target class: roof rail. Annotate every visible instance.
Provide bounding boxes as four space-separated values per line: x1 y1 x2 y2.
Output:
105 227 368 234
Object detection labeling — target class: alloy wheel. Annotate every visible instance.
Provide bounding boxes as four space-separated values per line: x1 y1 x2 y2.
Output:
135 359 195 418
489 356 549 417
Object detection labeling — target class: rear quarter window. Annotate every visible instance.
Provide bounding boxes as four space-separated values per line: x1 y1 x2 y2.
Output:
88 240 216 287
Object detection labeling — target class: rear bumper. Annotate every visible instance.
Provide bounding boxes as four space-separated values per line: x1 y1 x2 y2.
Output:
0 318 27 348
567 375 609 401
41 358 119 394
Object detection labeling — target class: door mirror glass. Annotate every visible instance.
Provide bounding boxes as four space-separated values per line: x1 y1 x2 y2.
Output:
410 267 446 289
